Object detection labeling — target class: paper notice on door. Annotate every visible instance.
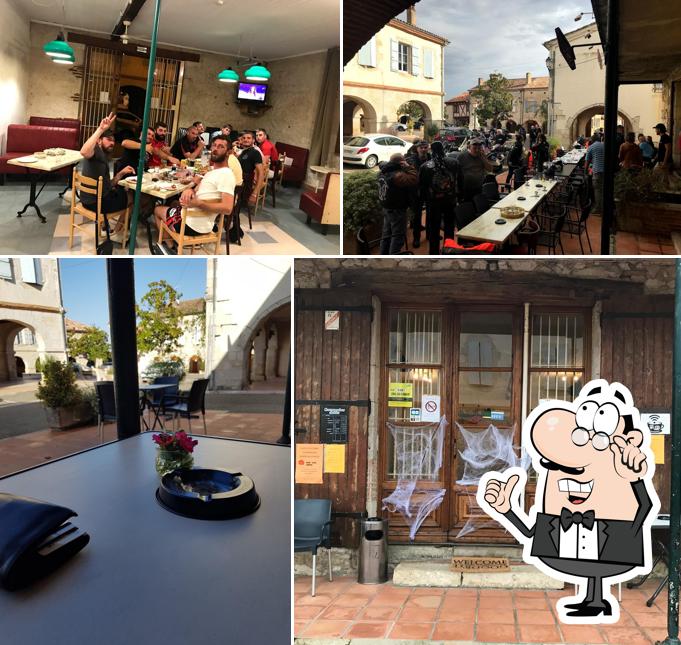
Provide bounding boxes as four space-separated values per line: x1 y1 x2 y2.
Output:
295 444 324 484
388 382 413 407
324 444 346 473
651 435 665 464
421 394 441 422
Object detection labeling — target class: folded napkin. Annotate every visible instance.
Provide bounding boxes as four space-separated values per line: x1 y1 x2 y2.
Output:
0 493 89 590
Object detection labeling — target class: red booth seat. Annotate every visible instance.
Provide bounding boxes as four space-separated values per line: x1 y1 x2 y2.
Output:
29 116 81 133
299 171 340 231
275 142 308 186
0 124 80 177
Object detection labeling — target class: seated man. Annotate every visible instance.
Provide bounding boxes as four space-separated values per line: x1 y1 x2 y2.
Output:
149 121 177 168
170 125 204 161
115 127 153 175
154 135 235 248
255 128 279 163
237 131 264 208
212 123 236 144
79 112 135 241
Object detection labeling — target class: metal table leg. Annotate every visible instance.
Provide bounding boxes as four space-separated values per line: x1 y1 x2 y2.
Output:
16 171 47 223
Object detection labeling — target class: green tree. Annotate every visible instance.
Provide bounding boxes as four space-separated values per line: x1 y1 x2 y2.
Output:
136 280 184 357
397 101 424 121
470 73 514 127
67 326 111 362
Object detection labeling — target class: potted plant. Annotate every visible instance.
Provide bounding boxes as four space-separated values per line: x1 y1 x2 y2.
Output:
613 169 679 234
425 123 439 142
35 358 95 430
343 170 382 254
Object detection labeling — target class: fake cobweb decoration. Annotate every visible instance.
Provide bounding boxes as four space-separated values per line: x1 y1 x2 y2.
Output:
454 423 531 538
381 417 447 540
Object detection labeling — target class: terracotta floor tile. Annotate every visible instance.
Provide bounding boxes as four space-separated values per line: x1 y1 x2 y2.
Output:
630 611 666 628
519 623 562 643
369 591 411 607
644 627 669 644
480 596 514 610
516 608 556 625
330 592 372 608
398 605 438 622
405 593 443 609
514 596 550 610
478 607 515 624
295 605 325 620
480 588 513 597
293 620 308 636
296 593 334 606
412 586 446 596
342 582 381 595
439 604 476 622
476 622 518 643
320 605 362 620
432 621 475 641
357 605 401 621
602 626 651 644
560 624 607 644
447 587 478 596
300 620 351 638
388 622 434 639
345 621 391 638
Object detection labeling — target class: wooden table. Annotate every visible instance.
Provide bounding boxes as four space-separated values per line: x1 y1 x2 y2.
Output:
560 149 587 165
119 173 186 200
457 207 529 245
309 165 338 191
0 434 291 645
7 150 83 222
494 178 558 212
555 162 578 178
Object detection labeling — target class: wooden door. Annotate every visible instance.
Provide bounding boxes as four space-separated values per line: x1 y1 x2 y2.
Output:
294 291 372 547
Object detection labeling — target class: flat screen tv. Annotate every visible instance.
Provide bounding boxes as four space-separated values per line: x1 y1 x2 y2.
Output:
237 82 268 103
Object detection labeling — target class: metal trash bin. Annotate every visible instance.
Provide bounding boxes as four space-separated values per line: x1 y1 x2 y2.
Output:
358 517 388 584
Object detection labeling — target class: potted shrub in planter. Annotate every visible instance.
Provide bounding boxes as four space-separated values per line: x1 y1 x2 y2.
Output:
613 169 678 234
343 170 382 254
35 358 95 430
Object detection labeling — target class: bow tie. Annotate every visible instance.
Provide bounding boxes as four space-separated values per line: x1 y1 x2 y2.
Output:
560 508 595 531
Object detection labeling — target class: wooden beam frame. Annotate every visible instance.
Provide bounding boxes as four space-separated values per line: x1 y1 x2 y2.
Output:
111 0 148 37
67 31 201 62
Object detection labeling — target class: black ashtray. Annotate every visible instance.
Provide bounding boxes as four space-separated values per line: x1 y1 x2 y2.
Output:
517 196 526 200
495 218 506 225
156 468 260 520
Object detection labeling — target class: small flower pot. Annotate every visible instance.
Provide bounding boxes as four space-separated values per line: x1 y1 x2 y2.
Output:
44 403 93 430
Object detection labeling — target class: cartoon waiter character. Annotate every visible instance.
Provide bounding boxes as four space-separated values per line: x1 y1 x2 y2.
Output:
477 380 660 624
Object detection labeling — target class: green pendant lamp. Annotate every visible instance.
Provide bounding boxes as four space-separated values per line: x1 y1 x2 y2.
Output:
53 53 75 65
244 63 270 82
43 32 75 60
218 67 239 83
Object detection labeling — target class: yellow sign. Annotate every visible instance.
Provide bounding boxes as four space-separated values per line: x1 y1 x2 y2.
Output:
651 435 665 465
295 444 324 484
388 382 413 408
324 444 346 473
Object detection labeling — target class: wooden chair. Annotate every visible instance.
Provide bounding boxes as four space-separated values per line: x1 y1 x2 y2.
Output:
253 158 271 219
266 152 288 208
69 168 131 251
157 200 226 255
225 184 245 254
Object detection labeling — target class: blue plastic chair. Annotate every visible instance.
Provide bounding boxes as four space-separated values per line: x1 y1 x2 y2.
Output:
294 499 333 597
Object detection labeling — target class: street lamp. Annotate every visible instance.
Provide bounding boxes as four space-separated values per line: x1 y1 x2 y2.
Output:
574 11 594 21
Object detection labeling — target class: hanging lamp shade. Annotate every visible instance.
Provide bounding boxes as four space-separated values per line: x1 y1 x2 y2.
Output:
218 68 239 83
43 33 75 60
53 53 75 65
244 64 270 82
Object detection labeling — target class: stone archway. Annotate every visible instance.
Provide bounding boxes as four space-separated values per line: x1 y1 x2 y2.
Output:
243 303 291 389
0 319 45 382
343 95 378 137
395 99 433 133
567 104 634 142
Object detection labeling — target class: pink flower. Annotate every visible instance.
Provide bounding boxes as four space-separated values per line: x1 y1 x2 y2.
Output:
153 430 198 454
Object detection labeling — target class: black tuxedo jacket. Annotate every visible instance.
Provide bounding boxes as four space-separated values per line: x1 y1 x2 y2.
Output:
503 479 653 567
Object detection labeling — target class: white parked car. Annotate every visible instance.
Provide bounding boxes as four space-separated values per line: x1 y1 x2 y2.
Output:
343 134 411 169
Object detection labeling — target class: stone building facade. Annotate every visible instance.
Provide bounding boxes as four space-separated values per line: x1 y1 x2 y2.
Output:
343 7 448 136
0 258 67 381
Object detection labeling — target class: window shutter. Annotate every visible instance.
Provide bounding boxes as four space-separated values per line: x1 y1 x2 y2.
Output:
424 49 434 78
390 39 399 71
0 259 12 280
369 37 377 67
411 46 420 76
358 37 376 67
19 258 43 285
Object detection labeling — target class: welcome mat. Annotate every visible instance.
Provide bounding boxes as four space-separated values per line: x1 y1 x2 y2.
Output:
450 556 511 573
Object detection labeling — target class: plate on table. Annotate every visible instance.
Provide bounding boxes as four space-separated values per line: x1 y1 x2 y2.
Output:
16 155 39 163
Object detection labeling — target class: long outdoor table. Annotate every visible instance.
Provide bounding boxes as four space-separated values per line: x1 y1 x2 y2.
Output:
0 434 291 644
560 148 587 165
7 150 83 222
119 172 186 200
555 162 578 178
494 178 558 212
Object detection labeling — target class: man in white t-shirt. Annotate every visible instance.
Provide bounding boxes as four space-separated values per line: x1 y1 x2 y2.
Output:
154 134 235 241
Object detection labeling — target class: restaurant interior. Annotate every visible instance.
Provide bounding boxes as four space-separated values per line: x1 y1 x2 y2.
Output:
0 0 340 256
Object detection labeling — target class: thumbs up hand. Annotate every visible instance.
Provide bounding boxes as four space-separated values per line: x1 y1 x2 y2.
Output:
483 473 520 514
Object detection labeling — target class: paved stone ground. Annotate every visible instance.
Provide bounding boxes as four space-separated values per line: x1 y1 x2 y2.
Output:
294 576 669 644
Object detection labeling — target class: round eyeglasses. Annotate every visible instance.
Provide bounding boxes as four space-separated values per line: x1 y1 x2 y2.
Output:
572 427 611 451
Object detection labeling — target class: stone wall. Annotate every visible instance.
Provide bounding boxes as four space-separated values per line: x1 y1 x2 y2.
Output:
0 1 30 153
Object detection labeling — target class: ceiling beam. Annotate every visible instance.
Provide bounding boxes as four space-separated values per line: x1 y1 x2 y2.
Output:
67 31 201 62
111 0 148 37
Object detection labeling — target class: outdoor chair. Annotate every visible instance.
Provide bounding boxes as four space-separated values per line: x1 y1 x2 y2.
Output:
455 201 478 229
164 378 209 434
563 199 593 253
536 207 566 255
70 169 132 252
157 201 226 255
94 381 116 444
294 499 333 597
473 193 490 215
151 375 180 415
481 182 501 205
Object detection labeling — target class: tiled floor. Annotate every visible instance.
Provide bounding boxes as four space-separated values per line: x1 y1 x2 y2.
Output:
0 179 339 255
0 409 284 478
294 576 670 643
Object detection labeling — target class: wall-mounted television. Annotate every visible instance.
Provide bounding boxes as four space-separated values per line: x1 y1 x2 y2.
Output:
237 82 268 103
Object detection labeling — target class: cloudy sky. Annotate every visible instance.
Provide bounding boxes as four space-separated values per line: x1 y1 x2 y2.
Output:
400 0 594 97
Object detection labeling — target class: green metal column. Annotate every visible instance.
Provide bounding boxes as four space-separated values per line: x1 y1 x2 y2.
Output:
663 258 681 645
127 0 163 254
